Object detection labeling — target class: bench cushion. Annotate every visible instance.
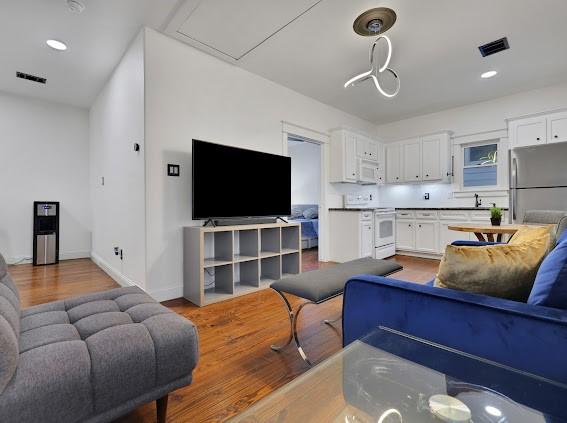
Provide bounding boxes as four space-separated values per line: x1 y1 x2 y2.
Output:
271 257 402 303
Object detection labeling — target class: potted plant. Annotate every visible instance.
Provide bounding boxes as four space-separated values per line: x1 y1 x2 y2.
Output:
490 205 502 226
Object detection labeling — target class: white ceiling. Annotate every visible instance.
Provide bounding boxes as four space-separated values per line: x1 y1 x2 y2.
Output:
3 0 567 124
0 0 179 108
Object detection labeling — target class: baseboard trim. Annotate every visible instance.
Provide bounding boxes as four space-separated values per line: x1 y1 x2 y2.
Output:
7 251 90 265
148 285 183 302
90 252 138 288
396 250 442 260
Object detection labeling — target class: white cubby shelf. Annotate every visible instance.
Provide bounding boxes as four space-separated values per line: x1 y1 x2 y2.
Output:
183 222 301 306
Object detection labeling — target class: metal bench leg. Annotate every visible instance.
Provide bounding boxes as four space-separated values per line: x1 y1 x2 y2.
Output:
270 289 314 366
270 290 294 351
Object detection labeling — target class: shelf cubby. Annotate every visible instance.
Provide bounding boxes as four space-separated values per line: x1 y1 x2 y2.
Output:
234 259 260 295
203 264 234 303
261 227 281 256
234 229 259 262
282 252 301 278
183 222 301 306
282 225 300 254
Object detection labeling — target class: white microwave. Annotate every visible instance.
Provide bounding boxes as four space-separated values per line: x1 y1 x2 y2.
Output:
358 159 379 184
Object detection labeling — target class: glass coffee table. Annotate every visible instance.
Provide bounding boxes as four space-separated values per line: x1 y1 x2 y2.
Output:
230 327 567 422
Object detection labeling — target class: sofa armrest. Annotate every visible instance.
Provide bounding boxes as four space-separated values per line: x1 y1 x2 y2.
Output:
342 275 567 384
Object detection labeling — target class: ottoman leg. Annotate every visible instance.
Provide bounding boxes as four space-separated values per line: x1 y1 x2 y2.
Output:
157 395 168 423
270 289 294 351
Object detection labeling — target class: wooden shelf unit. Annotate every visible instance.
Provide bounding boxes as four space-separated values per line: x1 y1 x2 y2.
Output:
183 222 302 306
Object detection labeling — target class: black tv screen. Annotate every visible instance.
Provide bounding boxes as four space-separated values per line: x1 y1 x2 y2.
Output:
192 140 291 219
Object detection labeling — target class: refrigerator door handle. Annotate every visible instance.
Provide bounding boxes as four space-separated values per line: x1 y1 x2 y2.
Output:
511 157 518 221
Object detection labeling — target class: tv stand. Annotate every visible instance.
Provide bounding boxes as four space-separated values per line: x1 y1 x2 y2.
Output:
207 217 278 227
183 222 302 306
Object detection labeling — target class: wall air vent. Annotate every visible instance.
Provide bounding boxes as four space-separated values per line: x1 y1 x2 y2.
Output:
16 71 47 84
478 37 510 57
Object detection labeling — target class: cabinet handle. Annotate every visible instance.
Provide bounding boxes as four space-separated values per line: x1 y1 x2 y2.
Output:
426 174 429 177
419 224 422 228
536 137 540 141
408 224 412 227
555 135 559 138
396 177 399 180
416 175 419 178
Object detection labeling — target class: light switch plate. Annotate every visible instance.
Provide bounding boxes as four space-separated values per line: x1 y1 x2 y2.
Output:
167 164 180 177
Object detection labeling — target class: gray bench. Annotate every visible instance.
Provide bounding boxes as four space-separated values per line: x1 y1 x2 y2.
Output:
270 257 402 365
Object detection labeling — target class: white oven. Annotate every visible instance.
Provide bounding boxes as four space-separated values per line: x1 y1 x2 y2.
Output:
375 208 396 259
358 159 379 184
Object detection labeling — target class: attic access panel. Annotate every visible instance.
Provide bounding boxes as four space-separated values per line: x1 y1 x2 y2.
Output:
173 0 322 61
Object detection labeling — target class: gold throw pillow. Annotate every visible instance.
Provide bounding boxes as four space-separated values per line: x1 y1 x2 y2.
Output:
509 225 556 250
434 234 550 301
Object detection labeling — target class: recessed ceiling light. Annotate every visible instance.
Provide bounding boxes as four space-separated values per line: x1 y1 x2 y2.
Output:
484 406 502 417
46 39 68 51
481 70 498 79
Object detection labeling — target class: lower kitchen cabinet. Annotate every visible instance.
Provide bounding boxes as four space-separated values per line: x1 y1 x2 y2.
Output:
415 221 438 253
396 220 415 250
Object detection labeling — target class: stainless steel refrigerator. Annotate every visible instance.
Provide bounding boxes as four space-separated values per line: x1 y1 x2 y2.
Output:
509 142 567 223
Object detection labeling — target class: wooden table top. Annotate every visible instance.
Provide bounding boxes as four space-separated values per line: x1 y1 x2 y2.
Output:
448 223 549 234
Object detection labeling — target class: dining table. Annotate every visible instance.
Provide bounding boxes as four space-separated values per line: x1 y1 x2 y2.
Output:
447 223 537 242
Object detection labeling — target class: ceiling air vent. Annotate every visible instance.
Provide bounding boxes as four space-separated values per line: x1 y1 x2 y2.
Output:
478 37 510 57
16 71 47 84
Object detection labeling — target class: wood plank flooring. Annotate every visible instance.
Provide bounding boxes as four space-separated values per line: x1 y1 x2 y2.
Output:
9 249 439 422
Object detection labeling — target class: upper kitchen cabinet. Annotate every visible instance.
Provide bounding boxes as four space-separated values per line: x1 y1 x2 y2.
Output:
509 109 567 148
330 129 383 184
385 143 402 183
385 132 451 184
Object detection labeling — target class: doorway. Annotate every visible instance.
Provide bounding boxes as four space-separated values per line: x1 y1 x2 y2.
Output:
286 135 322 267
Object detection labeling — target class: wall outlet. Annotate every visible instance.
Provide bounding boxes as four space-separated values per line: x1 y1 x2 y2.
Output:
167 164 180 177
424 193 430 200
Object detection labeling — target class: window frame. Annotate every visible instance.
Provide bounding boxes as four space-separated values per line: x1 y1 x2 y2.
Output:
452 134 509 194
462 142 499 188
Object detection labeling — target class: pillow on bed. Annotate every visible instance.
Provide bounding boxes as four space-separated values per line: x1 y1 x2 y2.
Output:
434 234 551 302
303 207 318 219
290 206 303 218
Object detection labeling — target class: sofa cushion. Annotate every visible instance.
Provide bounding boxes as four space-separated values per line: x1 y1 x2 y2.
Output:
528 232 567 309
509 225 556 251
435 235 551 301
0 252 20 395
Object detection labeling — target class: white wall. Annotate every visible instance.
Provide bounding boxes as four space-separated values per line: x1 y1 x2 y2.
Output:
289 141 321 205
144 28 378 300
89 32 146 288
377 81 567 140
0 91 91 263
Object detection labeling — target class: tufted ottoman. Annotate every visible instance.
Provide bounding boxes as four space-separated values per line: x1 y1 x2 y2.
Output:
0 253 199 423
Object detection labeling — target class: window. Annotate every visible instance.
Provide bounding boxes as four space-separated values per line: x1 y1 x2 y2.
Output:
463 143 498 187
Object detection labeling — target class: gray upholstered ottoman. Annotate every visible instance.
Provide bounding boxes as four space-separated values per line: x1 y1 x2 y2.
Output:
270 257 402 365
0 253 199 423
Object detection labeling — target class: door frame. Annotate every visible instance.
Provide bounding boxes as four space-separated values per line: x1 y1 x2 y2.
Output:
281 121 330 262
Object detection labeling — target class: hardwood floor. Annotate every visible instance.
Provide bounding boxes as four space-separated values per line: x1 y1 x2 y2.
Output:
9 252 439 423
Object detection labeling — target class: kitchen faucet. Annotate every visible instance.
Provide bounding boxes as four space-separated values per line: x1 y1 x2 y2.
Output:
474 193 482 208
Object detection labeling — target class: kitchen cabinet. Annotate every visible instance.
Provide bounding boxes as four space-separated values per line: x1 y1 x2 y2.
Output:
386 144 402 183
421 135 442 180
360 221 374 258
385 132 450 184
402 139 422 182
396 220 415 250
394 208 509 257
415 221 438 253
330 129 382 184
509 110 567 148
547 111 567 144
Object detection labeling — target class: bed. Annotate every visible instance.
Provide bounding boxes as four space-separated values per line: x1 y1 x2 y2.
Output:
289 204 319 249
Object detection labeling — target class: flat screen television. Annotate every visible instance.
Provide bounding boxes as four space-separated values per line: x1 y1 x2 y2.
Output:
192 139 291 220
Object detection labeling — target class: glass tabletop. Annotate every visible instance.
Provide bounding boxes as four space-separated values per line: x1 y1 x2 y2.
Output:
230 327 567 422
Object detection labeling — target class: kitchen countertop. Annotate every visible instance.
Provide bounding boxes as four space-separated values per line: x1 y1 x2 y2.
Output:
329 207 509 211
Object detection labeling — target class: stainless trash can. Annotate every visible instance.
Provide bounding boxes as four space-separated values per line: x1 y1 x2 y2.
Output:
33 202 59 266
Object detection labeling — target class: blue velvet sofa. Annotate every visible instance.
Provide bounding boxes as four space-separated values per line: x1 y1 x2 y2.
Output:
343 231 567 385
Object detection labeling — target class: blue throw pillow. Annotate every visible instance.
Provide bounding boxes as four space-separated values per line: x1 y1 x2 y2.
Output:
528 235 567 309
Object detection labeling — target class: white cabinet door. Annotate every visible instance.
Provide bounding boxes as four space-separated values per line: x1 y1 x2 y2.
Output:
366 139 379 161
547 111 567 144
386 144 402 183
344 133 358 182
396 221 415 250
421 136 441 181
403 139 422 182
512 117 546 148
439 223 470 253
361 222 374 258
415 222 438 253
376 143 385 185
